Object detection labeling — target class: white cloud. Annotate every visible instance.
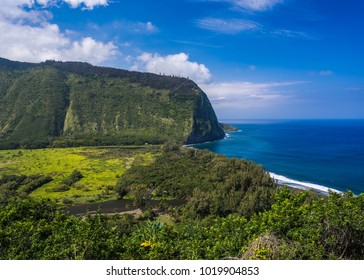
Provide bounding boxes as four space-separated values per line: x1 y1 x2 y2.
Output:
0 0 118 64
133 52 212 84
130 50 303 112
59 0 108 10
64 37 118 62
0 0 50 22
208 0 283 11
146 21 157 32
98 20 158 34
0 21 118 64
0 0 108 15
131 21 158 33
233 0 283 11
35 0 52 4
197 18 259 34
271 29 312 39
197 3 311 40
200 81 304 108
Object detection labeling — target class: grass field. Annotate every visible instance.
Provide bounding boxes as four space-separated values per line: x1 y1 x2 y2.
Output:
0 146 159 204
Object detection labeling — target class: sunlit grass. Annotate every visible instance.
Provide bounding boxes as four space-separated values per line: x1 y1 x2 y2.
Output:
0 146 159 204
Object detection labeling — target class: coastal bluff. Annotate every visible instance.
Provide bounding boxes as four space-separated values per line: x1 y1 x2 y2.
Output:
0 57 225 148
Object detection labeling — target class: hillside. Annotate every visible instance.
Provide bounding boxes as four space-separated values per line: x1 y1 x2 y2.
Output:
0 57 225 149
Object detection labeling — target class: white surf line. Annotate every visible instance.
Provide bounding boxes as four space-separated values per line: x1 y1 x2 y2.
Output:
269 172 342 194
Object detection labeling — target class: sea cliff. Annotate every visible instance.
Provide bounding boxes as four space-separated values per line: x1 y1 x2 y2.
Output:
0 57 225 148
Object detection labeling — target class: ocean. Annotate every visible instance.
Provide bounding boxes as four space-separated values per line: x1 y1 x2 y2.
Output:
193 119 364 195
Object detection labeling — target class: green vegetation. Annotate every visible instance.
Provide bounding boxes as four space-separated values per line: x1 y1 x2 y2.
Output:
0 188 362 260
0 174 52 204
1 146 362 260
221 123 238 132
116 148 276 217
0 57 225 149
0 146 158 204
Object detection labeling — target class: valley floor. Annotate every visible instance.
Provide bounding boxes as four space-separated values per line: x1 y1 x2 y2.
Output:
0 145 159 205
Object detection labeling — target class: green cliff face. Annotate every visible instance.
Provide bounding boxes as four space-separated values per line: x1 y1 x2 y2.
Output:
0 57 224 148
186 91 226 144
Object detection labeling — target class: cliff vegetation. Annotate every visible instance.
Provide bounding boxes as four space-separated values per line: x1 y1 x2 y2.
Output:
0 57 224 149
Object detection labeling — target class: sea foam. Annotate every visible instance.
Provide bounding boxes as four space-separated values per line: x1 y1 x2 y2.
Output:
269 172 342 194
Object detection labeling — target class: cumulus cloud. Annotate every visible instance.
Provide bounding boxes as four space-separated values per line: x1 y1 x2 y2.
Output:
0 0 108 13
0 0 50 22
197 18 259 34
0 21 118 64
130 51 303 112
133 52 212 84
64 37 118 62
61 0 108 9
39 0 109 10
0 0 117 64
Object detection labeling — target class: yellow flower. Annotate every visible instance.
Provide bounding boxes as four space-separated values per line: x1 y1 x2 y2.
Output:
140 241 152 248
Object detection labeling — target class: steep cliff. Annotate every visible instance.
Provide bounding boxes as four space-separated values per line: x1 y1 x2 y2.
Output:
0 57 225 148
186 92 226 144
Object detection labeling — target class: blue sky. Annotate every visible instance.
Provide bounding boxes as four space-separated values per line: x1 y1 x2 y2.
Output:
1 0 363 119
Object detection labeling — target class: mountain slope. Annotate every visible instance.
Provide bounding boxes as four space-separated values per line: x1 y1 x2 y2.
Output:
0 57 225 148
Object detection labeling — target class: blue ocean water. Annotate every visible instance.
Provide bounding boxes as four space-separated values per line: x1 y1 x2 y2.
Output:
193 119 364 194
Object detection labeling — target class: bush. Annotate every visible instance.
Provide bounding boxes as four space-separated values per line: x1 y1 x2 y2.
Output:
62 170 83 187
52 184 70 192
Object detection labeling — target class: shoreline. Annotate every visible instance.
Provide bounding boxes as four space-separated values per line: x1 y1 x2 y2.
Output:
269 172 342 195
192 126 345 195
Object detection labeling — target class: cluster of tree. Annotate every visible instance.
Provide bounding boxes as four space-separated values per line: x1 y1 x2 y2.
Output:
0 134 168 150
0 188 363 260
0 174 52 204
52 170 83 192
0 57 35 71
0 57 199 94
116 148 277 218
42 60 198 93
0 138 56 150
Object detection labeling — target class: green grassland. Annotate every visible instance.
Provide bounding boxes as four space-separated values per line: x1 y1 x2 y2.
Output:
0 146 159 204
